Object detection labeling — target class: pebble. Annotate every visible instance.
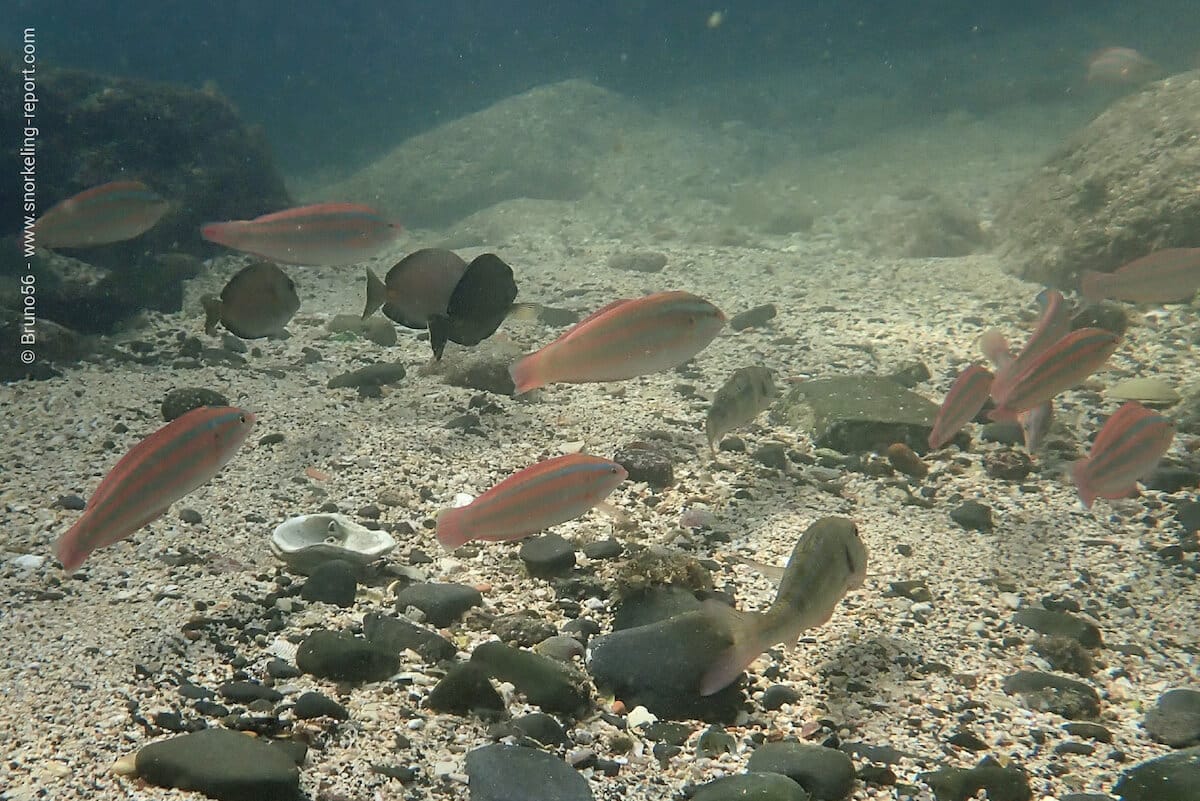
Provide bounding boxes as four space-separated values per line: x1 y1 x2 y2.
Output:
744 741 856 800
693 772 811 801
299 559 358 608
218 681 282 704
534 634 586 662
465 743 595 801
613 441 674 488
295 630 399 682
1012 608 1103 648
491 612 558 646
1143 688 1200 747
394 582 483 626
511 713 567 746
886 442 927 478
293 691 348 720
761 684 802 710
427 663 504 715
950 500 993 532
363 611 458 663
135 728 300 801
728 303 778 331
917 763 1031 801
608 250 667 273
984 450 1032 481
518 534 577 578
469 641 591 716
327 361 406 389
161 387 229 422
1002 670 1100 720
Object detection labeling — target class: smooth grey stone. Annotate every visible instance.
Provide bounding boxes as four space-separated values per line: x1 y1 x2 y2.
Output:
465 743 594 801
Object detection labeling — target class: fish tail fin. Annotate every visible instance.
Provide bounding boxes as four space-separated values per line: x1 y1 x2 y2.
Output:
1070 459 1098 509
200 295 222 336
362 268 386 320
505 302 541 322
54 521 89 573
698 599 765 696
200 222 228 245
509 354 543 395
1079 272 1104 304
435 508 471 549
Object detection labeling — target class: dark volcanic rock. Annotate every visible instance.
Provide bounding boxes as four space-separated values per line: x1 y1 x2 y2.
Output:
1012 608 1102 648
427 663 504 715
918 763 1032 801
729 303 778 331
470 641 591 716
393 582 482 627
298 559 358 608
745 741 855 800
1002 670 1100 720
161 387 230 421
588 609 743 723
295 630 398 682
519 534 577 578
950 501 993 532
997 70 1200 288
135 728 300 801
465 743 594 801
1144 688 1200 748
693 772 812 801
363 612 457 663
293 691 348 720
1114 745 1200 801
327 361 406 389
772 375 938 454
0 55 289 333
613 441 674 488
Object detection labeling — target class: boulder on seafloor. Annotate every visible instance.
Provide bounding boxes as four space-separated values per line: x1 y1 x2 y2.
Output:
996 71 1200 288
771 375 938 454
469 641 592 716
465 743 595 801
918 763 1032 801
134 728 301 801
693 772 812 801
1114 745 1200 801
587 610 744 723
319 79 650 228
0 55 289 333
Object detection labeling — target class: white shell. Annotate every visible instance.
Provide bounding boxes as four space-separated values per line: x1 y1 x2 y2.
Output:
270 513 396 574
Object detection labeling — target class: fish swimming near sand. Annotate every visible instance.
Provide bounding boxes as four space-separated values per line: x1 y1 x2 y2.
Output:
363 248 469 328
35 180 170 249
928 364 993 450
436 453 627 549
1072 402 1175 509
1081 249 1200 305
699 516 867 696
428 253 521 360
201 203 401 266
55 406 256 572
510 290 726 395
705 366 777 453
201 261 300 339
989 328 1120 422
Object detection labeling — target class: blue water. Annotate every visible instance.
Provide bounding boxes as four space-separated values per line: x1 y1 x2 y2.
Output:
4 0 1196 171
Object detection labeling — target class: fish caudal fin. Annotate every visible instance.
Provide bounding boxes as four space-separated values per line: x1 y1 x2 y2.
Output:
435 508 471 549
1078 272 1105 304
509 354 543 395
1070 459 1098 509
362 268 386 320
698 599 765 697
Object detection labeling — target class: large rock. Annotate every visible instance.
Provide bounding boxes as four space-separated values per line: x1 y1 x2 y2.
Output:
771 375 938 454
0 54 289 334
135 728 300 801
997 71 1200 288
320 80 649 228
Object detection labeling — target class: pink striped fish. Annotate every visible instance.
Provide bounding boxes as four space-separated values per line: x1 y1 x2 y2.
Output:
993 289 1071 390
436 453 627 549
1081 249 1200 304
201 203 401 266
509 291 726 394
989 328 1120 422
928 364 994 449
1072 402 1175 508
35 180 170 248
55 406 255 572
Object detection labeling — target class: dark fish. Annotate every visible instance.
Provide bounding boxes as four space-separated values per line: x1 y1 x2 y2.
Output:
699 517 867 696
428 253 519 359
362 248 468 328
202 261 300 339
705 366 778 453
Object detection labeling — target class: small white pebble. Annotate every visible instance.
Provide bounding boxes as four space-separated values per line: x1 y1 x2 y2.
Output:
627 705 658 729
998 592 1022 610
407 719 425 731
9 554 46 570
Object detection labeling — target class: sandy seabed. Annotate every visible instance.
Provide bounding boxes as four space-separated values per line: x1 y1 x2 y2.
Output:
2 99 1197 801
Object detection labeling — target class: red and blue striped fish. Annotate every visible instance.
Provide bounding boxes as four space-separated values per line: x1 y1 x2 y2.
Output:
989 328 1119 422
436 453 627 549
993 289 1070 391
201 203 401 266
1081 248 1200 304
509 290 726 395
55 406 255 572
35 180 170 249
1072 402 1175 509
928 363 993 449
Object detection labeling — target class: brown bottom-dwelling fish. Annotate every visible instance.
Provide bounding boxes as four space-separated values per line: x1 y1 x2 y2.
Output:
699 516 868 696
705 366 777 453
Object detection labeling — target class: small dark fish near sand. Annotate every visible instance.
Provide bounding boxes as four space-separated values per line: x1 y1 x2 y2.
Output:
364 249 524 359
699 516 868 696
705 366 777 453
202 261 300 339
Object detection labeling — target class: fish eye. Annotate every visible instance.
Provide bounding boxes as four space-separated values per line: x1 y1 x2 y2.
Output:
239 414 247 424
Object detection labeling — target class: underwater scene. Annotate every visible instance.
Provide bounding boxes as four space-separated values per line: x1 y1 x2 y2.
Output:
5 1 1200 799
